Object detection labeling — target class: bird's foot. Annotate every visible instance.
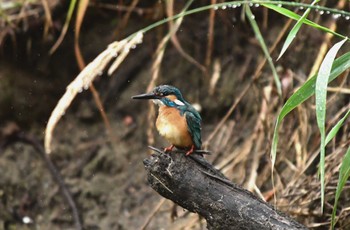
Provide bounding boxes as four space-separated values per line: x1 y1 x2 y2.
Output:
164 145 175 153
185 145 195 156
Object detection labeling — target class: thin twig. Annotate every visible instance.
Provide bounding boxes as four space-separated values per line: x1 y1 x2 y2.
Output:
6 132 82 230
307 0 346 79
203 14 292 147
205 0 216 69
89 2 153 16
139 198 166 230
167 1 206 73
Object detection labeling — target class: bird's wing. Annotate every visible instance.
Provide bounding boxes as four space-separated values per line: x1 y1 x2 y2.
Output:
184 110 202 149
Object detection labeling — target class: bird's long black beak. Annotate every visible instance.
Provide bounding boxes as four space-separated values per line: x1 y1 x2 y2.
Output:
131 92 159 100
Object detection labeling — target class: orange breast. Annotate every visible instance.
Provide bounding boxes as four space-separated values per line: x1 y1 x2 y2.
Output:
156 107 193 148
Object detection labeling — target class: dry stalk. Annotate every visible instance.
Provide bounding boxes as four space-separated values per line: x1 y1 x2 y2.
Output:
219 135 254 178
41 0 53 39
72 0 117 148
277 146 350 228
203 16 291 148
166 1 206 74
44 32 143 154
146 41 165 146
209 58 221 96
307 0 346 79
142 3 197 227
140 198 166 230
89 2 154 16
294 105 310 169
205 0 216 70
145 0 189 147
169 214 204 230
117 0 140 37
327 87 350 94
245 84 272 193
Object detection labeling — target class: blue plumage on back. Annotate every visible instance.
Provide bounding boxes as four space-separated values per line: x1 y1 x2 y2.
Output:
185 110 202 149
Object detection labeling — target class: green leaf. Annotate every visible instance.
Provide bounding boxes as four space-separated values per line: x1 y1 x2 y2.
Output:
326 109 350 146
262 3 348 41
49 0 78 54
277 0 320 60
271 51 350 168
315 38 347 212
331 146 350 229
245 5 282 96
132 2 349 42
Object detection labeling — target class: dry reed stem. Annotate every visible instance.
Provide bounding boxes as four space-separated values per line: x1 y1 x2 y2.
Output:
89 2 154 15
245 85 272 193
49 0 76 55
41 0 53 39
219 135 254 177
277 145 350 227
169 214 203 230
328 103 350 128
146 40 166 146
205 0 216 70
170 31 206 73
0 0 48 30
89 84 115 140
203 79 252 147
18 1 29 29
203 16 291 148
145 0 188 147
262 6 268 29
44 32 143 153
142 3 198 226
296 105 310 169
72 0 116 146
212 121 235 155
74 0 89 69
166 1 206 74
327 87 350 94
5 8 40 22
307 0 346 79
140 198 166 230
209 58 221 96
325 70 350 102
116 0 140 38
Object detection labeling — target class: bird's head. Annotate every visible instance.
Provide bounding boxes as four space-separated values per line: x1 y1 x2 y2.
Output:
132 85 186 107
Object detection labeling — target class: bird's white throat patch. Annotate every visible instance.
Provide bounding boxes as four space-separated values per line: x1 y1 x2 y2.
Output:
152 99 164 106
152 98 185 107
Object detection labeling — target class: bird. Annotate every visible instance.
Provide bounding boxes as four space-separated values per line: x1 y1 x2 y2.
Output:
132 85 201 156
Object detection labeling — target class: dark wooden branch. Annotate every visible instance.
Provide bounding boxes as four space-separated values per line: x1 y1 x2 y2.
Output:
143 147 307 230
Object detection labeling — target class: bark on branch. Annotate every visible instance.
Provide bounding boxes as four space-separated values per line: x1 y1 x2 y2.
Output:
143 147 307 230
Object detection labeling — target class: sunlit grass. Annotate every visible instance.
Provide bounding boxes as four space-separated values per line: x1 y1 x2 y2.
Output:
276 0 320 60
315 38 347 212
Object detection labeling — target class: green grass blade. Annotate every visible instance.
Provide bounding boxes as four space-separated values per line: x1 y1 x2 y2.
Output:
49 0 78 54
331 146 350 229
262 3 348 40
271 50 350 167
315 38 347 212
245 5 282 96
326 109 350 146
128 2 349 42
277 0 320 60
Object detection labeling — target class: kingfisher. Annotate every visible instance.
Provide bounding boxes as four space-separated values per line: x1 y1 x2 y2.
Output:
132 85 202 156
